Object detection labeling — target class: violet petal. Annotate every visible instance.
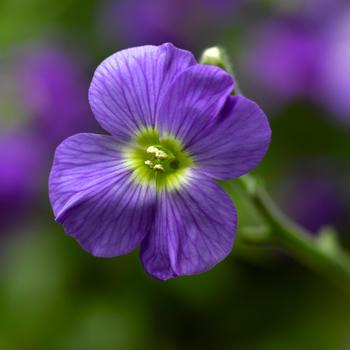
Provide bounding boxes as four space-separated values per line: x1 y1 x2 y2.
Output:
140 169 236 280
49 133 156 257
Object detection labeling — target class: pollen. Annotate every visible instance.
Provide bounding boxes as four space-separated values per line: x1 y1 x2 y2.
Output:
146 146 168 159
153 164 164 172
146 146 158 154
144 160 154 168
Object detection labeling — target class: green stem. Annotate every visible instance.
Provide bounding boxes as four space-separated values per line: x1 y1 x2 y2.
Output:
236 176 350 291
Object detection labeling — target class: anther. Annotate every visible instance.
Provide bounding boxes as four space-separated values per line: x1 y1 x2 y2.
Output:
146 146 158 155
155 150 168 159
147 146 168 160
144 160 154 168
153 164 164 172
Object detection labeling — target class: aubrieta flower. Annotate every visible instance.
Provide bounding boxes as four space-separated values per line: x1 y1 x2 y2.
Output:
49 43 271 280
245 19 323 104
0 130 44 231
0 46 94 234
277 162 345 233
101 0 240 49
20 47 94 147
319 11 350 124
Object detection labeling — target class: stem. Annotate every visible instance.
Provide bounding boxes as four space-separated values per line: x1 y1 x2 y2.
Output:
236 176 350 291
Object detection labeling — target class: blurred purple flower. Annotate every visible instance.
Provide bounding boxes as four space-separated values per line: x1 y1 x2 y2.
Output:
202 0 239 14
318 12 350 124
277 164 345 233
245 19 323 104
20 48 95 147
0 45 97 233
49 43 270 280
0 131 45 230
299 0 349 22
243 1 350 117
106 0 189 46
101 0 240 48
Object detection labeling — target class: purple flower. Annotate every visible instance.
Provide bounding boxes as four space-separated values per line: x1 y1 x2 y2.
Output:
277 163 345 233
100 0 240 49
277 0 347 23
20 47 95 147
0 130 45 230
104 0 188 46
318 12 350 124
49 43 270 280
244 19 323 104
0 46 98 234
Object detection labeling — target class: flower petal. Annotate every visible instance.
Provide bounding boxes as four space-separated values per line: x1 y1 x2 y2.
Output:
157 64 234 146
88 43 196 141
140 170 236 280
189 95 271 180
49 133 156 257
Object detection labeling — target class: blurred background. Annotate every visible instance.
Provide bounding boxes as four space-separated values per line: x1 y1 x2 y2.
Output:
1 0 350 349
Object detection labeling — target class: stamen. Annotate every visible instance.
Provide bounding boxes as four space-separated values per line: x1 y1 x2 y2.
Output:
146 146 168 160
153 164 164 172
144 160 154 168
146 146 159 155
125 127 193 190
155 150 168 159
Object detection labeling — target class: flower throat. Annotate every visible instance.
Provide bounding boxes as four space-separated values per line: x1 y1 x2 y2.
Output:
124 128 193 190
